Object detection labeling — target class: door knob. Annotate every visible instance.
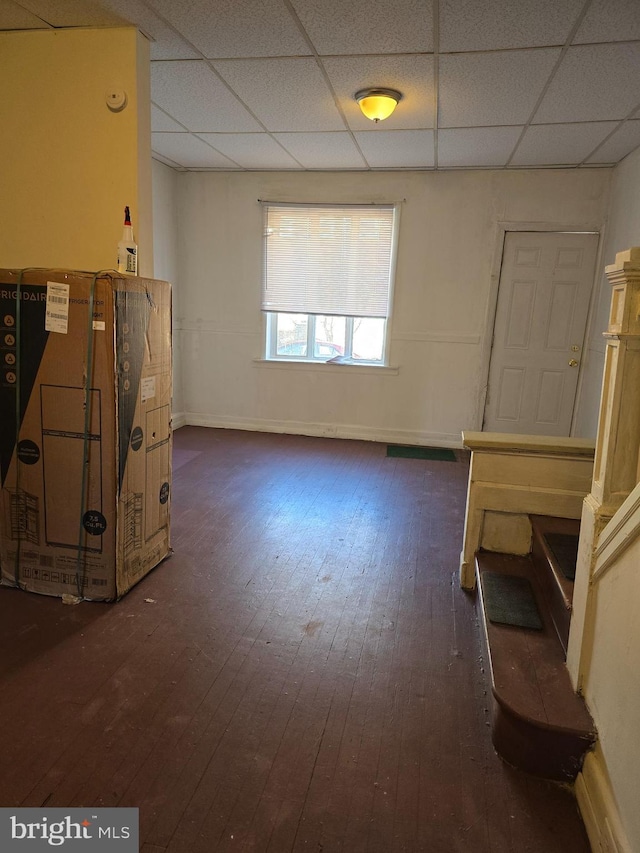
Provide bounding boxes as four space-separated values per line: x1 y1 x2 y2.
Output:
568 359 579 367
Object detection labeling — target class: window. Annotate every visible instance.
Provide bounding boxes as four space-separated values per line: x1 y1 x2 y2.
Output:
262 203 398 364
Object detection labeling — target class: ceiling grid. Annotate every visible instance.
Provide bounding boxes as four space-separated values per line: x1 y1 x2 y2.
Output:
4 0 640 171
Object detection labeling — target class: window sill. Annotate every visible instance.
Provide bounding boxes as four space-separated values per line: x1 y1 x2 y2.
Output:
253 358 399 376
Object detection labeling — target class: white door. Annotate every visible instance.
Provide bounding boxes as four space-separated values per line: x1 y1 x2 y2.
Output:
484 231 598 436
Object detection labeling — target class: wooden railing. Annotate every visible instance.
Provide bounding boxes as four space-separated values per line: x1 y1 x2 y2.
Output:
459 431 595 589
457 249 640 853
592 481 640 584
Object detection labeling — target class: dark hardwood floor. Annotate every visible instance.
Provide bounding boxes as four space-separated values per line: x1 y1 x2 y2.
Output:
0 427 591 852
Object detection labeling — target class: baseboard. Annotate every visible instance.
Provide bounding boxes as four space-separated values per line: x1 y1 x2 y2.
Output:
172 412 187 430
180 412 462 448
576 746 632 853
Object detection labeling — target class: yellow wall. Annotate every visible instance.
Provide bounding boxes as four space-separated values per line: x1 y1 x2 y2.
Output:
0 27 151 273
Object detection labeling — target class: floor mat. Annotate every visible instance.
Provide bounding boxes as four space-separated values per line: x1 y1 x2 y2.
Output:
543 532 579 581
386 445 457 461
482 571 543 631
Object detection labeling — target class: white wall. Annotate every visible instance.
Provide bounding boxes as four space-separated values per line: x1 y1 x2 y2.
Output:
574 145 640 437
173 168 610 445
583 515 640 853
573 148 640 853
152 159 183 417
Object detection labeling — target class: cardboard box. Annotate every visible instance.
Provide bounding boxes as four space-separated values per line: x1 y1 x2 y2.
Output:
0 269 172 600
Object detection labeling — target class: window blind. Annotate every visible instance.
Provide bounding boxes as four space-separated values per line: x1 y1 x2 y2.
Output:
262 203 396 318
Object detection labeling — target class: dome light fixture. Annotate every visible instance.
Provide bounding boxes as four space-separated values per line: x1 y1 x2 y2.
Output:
355 88 402 123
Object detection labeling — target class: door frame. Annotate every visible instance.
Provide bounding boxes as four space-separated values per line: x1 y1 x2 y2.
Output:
476 221 605 436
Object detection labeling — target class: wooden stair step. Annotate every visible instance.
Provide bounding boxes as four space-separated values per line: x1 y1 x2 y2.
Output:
530 514 580 654
476 550 595 781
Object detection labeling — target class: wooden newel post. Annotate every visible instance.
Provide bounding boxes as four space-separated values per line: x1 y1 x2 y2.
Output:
567 247 640 686
591 247 640 511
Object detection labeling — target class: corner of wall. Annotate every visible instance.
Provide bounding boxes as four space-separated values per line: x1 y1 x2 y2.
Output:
136 30 153 277
0 27 144 270
576 746 632 853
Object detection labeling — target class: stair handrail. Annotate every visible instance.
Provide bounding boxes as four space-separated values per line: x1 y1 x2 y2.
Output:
592 480 640 584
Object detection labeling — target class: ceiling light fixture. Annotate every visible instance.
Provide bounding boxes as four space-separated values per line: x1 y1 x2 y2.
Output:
355 88 402 123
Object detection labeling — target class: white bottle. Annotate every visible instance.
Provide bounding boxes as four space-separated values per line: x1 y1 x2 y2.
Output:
117 206 138 275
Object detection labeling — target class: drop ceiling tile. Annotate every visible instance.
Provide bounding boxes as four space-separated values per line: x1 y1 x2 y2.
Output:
534 44 640 124
439 49 560 128
151 61 262 132
587 120 640 164
195 133 302 169
438 127 523 167
147 33 199 61
213 58 346 132
440 0 583 52
152 133 240 168
0 1 49 28
4 0 197 57
151 105 186 132
354 130 434 168
152 150 183 169
17 0 122 26
290 0 433 55
93 0 199 59
272 132 367 168
574 0 640 45
510 122 618 165
322 55 434 131
146 0 311 58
